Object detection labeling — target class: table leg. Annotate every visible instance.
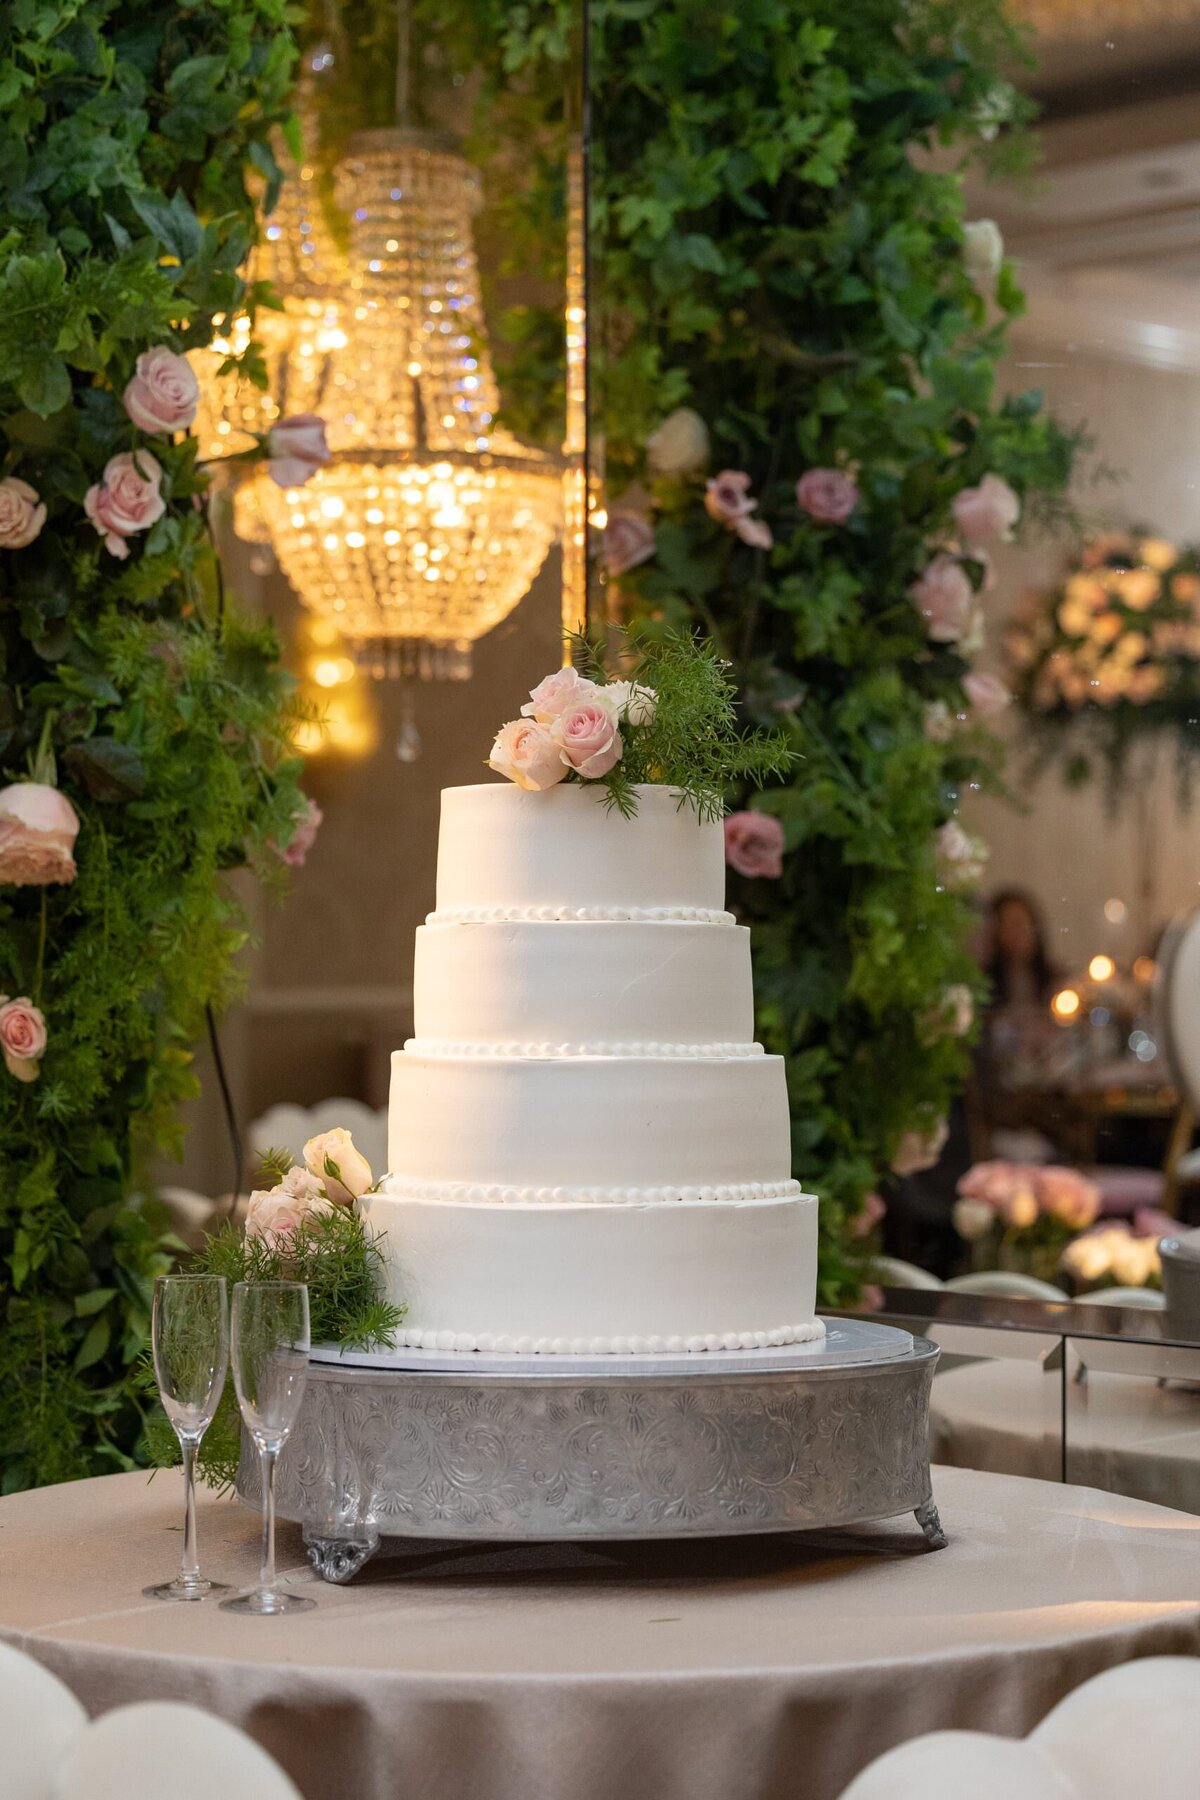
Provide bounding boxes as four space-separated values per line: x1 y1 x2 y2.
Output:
304 1530 381 1584
915 1498 947 1550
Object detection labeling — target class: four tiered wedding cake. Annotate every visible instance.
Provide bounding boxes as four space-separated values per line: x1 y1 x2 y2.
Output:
366 780 823 1354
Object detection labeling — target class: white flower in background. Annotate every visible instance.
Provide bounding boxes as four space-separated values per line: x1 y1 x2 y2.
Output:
923 983 975 1042
606 678 657 725
923 701 954 743
936 820 989 890
645 407 710 476
963 219 1004 288
303 1127 374 1205
891 1117 949 1176
953 1197 994 1241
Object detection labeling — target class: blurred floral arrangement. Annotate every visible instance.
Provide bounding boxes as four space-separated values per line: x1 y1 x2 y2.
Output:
953 1160 1101 1281
1060 1216 1167 1293
1007 531 1200 787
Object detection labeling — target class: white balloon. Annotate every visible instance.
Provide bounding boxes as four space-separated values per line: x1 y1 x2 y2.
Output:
839 1730 1078 1800
51 1701 302 1800
0 1640 87 1800
1031 1656 1200 1800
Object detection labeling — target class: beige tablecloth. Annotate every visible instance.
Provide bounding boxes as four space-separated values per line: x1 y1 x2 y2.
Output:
930 1360 1200 1511
2 1467 1200 1800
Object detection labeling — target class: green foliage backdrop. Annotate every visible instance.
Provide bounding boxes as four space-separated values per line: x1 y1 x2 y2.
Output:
0 1 303 1489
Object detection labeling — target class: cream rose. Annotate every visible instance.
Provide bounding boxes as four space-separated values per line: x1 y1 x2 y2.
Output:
0 995 47 1083
521 666 607 724
244 1182 335 1245
952 473 1020 545
605 679 657 725
550 698 623 779
489 718 569 791
303 1127 374 1205
84 450 165 559
0 783 79 886
952 1197 994 1242
911 555 973 642
963 219 1004 287
267 414 331 488
123 346 199 435
645 406 710 475
891 1118 949 1176
0 477 46 549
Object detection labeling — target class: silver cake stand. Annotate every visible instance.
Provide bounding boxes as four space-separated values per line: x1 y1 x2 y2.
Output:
238 1319 943 1582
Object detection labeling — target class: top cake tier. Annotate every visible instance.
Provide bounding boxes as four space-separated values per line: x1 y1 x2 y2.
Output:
431 782 729 922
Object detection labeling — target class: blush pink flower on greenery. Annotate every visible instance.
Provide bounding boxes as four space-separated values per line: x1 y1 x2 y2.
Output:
911 554 973 643
123 346 199 435
0 995 47 1083
0 783 79 886
267 414 331 489
489 718 569 791
963 671 1011 718
603 509 657 578
84 450 165 558
891 1118 950 1176
275 796 323 868
851 1192 887 1239
796 467 859 525
1033 1164 1100 1230
0 477 46 549
723 810 785 879
550 698 623 779
521 665 604 724
704 470 773 549
952 473 1020 546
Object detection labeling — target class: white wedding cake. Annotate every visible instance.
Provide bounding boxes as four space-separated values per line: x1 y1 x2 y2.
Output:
366 781 823 1355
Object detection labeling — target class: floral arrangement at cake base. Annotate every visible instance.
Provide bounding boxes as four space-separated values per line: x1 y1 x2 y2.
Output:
1061 1215 1169 1294
146 1128 403 1489
1007 530 1200 790
953 1161 1101 1285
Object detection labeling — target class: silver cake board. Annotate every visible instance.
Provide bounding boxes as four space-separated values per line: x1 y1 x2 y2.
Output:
238 1319 945 1582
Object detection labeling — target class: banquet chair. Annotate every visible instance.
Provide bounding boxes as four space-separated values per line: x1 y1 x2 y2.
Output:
871 1256 944 1290
1074 1285 1165 1309
248 1096 388 1178
944 1271 1068 1301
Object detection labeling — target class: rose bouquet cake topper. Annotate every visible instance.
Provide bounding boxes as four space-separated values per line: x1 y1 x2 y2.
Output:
489 630 794 820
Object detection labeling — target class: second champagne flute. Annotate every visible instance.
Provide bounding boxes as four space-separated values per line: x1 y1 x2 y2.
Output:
222 1280 315 1616
145 1273 229 1601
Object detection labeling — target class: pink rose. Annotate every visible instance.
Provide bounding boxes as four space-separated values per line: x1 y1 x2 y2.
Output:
963 671 1011 717
705 470 773 548
892 1118 949 1176
267 414 331 488
244 1179 335 1246
911 555 973 642
0 995 47 1083
123 346 199 435
550 700 623 780
0 783 79 886
958 1160 1018 1207
0 477 46 549
1033 1165 1100 1230
851 1192 887 1238
796 467 859 525
856 1284 886 1313
521 665 607 724
603 510 656 577
489 719 569 791
274 796 323 869
84 450 165 559
723 810 785 879
952 474 1020 546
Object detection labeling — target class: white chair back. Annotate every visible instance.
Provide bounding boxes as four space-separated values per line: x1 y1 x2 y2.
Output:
1073 1285 1164 1309
248 1098 388 1182
52 1700 302 1800
945 1271 1068 1301
1155 907 1200 1112
871 1256 944 1291
0 1641 86 1800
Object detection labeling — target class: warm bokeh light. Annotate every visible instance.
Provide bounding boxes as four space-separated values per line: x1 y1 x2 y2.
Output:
1103 897 1127 924
311 656 355 688
1088 954 1116 982
1052 987 1081 1021
1132 956 1157 984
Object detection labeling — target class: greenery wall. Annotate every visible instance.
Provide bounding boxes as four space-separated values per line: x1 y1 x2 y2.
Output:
0 2 303 1489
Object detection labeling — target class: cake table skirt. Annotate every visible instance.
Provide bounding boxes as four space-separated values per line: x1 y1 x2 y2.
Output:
4 1468 1200 1800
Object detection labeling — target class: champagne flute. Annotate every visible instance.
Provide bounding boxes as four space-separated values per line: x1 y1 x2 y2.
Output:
145 1273 230 1602
222 1280 315 1616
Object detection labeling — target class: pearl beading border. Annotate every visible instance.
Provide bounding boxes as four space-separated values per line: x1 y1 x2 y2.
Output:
425 905 736 926
396 1319 827 1356
405 1038 765 1060
377 1177 805 1207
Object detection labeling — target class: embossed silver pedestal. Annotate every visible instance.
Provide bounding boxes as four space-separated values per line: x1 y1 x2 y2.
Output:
237 1320 943 1582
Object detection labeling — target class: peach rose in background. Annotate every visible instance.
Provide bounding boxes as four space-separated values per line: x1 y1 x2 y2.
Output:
796 467 859 525
952 473 1020 545
303 1127 374 1205
0 476 46 548
0 783 79 885
962 219 1004 288
891 1118 949 1176
123 347 199 435
267 414 331 488
84 450 165 558
1034 1165 1101 1231
489 718 569 791
0 995 47 1082
275 796 323 869
723 810 785 878
645 407 710 476
704 470 773 549
911 555 973 642
603 509 657 577
963 671 1011 717
550 699 623 779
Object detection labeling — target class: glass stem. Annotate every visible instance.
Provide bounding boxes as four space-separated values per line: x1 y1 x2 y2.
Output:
259 1443 278 1595
180 1436 200 1583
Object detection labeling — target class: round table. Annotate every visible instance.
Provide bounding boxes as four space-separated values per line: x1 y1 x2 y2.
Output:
3 1468 1200 1800
930 1360 1200 1511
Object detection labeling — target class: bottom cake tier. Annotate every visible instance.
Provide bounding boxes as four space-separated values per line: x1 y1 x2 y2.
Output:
362 1188 823 1355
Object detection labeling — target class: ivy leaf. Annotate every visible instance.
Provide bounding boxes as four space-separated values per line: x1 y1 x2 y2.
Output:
75 1287 117 1317
128 188 203 264
17 356 70 416
64 738 146 801
74 1317 111 1372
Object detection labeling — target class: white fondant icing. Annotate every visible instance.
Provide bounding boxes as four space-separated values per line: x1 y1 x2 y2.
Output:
387 1051 793 1187
368 1192 822 1353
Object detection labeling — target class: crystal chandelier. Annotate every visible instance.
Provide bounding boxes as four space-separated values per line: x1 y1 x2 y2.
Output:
197 112 560 683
